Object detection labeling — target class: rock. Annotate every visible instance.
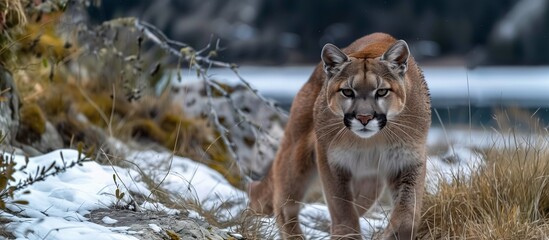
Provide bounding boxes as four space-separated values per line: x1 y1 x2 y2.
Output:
169 80 285 180
16 102 64 154
0 66 20 147
88 209 241 240
30 121 64 154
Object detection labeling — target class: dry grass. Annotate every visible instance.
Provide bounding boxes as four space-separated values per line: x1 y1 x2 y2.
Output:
0 0 26 26
97 147 275 238
181 197 277 239
419 132 549 239
0 217 14 238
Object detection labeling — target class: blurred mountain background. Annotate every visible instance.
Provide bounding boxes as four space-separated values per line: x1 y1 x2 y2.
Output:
87 0 549 66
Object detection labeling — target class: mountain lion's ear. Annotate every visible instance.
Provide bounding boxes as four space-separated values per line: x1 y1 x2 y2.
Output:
321 43 349 78
381 40 409 76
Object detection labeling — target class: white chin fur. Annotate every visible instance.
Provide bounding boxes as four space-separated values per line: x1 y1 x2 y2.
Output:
350 119 380 139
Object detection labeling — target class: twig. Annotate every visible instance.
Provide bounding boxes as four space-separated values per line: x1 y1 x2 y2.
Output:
0 87 10 96
206 79 280 148
200 69 239 163
14 151 92 192
131 18 288 117
229 67 288 118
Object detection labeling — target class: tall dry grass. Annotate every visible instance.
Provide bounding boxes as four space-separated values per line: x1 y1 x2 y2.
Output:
0 0 26 27
419 131 549 239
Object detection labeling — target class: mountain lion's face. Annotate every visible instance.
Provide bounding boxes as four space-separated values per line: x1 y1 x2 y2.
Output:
321 41 409 139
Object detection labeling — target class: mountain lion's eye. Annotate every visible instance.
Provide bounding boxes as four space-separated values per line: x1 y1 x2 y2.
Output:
340 89 355 98
376 89 389 97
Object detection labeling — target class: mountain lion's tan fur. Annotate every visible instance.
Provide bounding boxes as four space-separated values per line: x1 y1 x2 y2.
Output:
249 33 431 239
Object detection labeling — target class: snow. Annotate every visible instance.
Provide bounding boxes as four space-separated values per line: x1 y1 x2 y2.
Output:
2 150 147 240
1 148 249 239
425 145 484 194
139 201 180 215
102 216 118 225
148 224 161 233
126 151 247 219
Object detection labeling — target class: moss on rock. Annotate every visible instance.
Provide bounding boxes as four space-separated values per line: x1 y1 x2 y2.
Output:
16 103 46 143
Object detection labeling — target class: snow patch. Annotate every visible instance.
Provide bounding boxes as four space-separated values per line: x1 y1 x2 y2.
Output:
127 151 247 220
140 201 180 215
101 216 118 225
148 224 161 233
425 145 484 194
2 149 149 239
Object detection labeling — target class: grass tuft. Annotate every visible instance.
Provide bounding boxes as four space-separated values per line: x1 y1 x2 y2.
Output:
419 136 549 239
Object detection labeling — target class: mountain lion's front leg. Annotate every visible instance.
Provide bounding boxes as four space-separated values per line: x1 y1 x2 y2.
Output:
316 144 361 240
353 176 385 217
383 159 425 240
273 138 317 240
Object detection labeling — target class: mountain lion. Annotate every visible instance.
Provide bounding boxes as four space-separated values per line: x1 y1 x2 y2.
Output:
249 32 431 240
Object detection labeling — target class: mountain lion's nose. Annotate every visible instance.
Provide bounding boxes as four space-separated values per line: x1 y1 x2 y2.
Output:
356 114 374 125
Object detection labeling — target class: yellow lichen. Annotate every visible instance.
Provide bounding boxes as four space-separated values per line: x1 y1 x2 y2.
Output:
76 93 114 127
18 12 73 61
165 230 180 240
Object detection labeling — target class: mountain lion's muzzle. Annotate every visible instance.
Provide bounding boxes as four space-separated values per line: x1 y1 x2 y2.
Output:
343 111 387 138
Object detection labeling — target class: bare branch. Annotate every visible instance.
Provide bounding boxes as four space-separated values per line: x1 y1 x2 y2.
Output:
132 19 288 117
